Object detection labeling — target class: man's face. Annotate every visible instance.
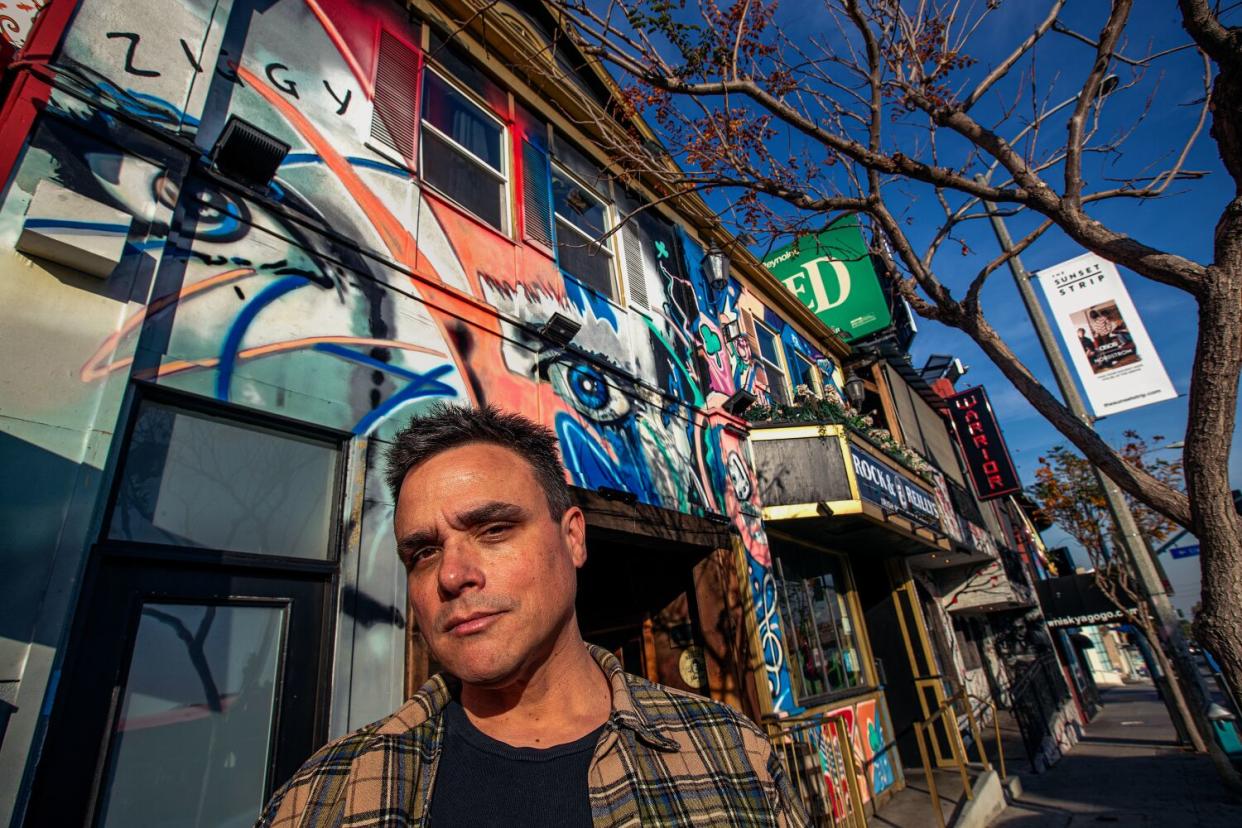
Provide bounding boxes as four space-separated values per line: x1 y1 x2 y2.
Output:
394 442 587 687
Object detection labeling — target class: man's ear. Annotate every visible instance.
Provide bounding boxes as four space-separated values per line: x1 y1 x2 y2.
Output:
561 505 588 568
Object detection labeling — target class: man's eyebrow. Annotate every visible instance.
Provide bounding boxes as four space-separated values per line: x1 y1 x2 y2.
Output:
455 501 528 527
397 529 439 557
396 502 528 557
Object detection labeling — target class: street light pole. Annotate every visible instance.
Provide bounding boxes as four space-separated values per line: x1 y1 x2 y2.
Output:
976 175 1209 752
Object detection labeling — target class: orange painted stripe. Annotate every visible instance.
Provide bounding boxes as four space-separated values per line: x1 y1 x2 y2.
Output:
237 65 424 274
136 336 448 381
303 0 375 98
80 268 255 381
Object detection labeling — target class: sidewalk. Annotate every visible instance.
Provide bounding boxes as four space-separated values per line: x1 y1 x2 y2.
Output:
992 681 1242 826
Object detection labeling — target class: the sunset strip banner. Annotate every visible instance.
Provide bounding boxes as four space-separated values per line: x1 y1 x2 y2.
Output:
1036 252 1176 416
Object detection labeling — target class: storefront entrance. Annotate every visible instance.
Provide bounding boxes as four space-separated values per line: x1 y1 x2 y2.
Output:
26 390 343 827
26 556 333 827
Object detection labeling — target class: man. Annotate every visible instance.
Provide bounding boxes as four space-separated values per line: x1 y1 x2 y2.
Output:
257 403 807 827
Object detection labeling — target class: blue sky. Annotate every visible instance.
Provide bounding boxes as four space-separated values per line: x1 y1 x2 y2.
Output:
666 1 1233 563
886 3 1230 561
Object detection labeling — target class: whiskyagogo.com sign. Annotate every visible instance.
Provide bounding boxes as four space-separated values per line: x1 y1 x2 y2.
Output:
763 218 892 342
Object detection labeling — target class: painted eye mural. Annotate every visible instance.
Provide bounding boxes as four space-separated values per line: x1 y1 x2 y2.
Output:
546 358 631 425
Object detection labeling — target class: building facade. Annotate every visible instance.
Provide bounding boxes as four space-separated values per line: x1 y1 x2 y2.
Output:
0 2 1056 825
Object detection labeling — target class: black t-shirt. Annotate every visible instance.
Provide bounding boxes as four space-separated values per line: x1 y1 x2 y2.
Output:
427 699 605 827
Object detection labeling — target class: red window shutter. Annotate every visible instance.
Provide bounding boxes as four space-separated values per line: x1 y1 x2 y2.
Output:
370 29 422 164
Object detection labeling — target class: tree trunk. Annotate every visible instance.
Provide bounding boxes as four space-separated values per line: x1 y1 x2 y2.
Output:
1187 60 1242 722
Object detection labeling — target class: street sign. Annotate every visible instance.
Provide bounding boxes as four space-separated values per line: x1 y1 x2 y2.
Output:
1169 545 1200 560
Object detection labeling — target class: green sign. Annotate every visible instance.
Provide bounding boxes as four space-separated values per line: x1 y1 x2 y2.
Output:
761 218 892 342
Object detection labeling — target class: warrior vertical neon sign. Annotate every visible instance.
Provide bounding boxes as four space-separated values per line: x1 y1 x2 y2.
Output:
946 386 1021 500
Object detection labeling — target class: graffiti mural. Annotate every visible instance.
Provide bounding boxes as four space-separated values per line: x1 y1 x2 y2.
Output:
0 0 849 719
0 0 48 49
813 697 897 820
718 424 796 713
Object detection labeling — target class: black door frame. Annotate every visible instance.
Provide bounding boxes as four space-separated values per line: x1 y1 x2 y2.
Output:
27 384 347 826
27 551 336 826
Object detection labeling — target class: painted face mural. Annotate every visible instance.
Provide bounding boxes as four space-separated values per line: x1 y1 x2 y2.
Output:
2 0 839 714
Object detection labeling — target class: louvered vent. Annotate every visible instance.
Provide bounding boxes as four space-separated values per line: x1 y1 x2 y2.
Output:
522 140 554 247
622 223 649 309
740 309 759 350
370 30 421 162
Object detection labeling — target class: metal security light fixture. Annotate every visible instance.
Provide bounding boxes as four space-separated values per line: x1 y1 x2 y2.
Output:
210 116 290 190
843 373 867 408
539 312 581 348
705 245 730 291
721 316 743 342
723 388 756 416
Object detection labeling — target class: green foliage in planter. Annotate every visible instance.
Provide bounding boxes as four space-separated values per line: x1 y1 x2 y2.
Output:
743 395 936 483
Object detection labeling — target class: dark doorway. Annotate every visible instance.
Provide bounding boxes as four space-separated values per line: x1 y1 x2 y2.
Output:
576 526 712 695
27 554 332 827
853 560 926 766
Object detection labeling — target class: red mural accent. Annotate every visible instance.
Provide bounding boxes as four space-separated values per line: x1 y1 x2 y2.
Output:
233 60 578 421
0 0 79 193
304 0 375 98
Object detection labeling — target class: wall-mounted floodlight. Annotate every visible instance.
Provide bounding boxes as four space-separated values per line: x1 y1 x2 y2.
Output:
210 116 290 190
723 388 756 416
704 245 730 291
722 317 743 342
539 312 581 348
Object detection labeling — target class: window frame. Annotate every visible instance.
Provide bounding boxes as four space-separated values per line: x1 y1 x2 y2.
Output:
99 383 350 569
772 547 871 706
418 65 512 235
550 160 620 301
752 319 792 405
791 350 823 397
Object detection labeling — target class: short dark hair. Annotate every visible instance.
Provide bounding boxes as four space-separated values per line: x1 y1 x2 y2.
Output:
384 403 573 519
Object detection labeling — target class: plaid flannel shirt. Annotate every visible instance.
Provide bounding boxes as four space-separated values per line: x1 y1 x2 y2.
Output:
257 645 808 827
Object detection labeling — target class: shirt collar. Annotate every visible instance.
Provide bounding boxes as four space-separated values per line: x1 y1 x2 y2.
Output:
588 644 680 752
378 644 679 752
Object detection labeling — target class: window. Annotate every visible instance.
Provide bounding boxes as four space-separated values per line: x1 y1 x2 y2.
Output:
108 399 342 560
752 321 791 405
774 549 866 701
791 351 822 396
420 68 508 232
552 163 617 299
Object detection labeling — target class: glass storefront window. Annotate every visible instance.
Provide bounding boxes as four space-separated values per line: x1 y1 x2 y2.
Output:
774 548 866 702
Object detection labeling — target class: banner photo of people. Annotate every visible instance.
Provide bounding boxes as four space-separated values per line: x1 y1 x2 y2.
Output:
1036 252 1176 416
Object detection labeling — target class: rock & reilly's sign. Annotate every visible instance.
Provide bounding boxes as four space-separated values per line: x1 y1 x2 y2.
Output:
850 447 940 527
